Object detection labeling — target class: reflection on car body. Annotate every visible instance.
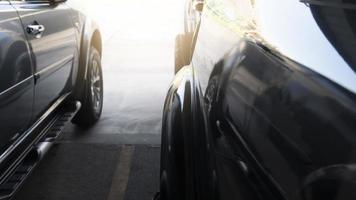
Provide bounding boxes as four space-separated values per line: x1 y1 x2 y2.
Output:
0 0 103 198
160 0 356 200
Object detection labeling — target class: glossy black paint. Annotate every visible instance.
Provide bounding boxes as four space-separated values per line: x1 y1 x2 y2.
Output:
11 1 77 120
0 0 102 189
0 2 34 156
162 0 356 200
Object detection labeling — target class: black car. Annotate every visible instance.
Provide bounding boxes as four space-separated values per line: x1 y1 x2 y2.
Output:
160 0 356 200
0 0 103 198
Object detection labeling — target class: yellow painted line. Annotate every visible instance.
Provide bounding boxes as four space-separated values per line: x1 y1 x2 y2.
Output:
107 145 135 200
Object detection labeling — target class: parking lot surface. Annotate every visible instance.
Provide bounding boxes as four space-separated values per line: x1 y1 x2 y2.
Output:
13 0 183 199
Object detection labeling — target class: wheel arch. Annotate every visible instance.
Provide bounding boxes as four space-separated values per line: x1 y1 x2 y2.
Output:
162 65 196 163
72 18 102 100
160 65 197 200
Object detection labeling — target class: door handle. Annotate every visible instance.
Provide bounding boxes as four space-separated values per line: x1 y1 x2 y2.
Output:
26 22 45 38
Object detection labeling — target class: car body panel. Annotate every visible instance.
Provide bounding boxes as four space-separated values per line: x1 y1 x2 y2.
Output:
73 18 102 100
11 1 77 120
0 1 34 158
164 0 356 199
193 0 356 94
161 66 197 200
0 0 102 193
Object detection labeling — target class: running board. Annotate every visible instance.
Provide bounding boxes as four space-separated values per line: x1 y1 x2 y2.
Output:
0 101 81 200
45 101 81 142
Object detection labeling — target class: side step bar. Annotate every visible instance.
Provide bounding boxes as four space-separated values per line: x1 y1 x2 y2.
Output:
45 101 81 142
0 101 81 200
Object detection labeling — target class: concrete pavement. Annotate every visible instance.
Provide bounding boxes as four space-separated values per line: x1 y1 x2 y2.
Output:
64 0 184 137
14 0 184 199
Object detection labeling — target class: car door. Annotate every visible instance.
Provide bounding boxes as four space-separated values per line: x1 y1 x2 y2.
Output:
0 1 34 157
10 0 76 120
198 0 356 199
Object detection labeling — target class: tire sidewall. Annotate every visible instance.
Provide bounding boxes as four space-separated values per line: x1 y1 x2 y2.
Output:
86 47 104 120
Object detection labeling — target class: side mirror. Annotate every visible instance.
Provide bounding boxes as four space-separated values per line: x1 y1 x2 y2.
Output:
193 0 204 12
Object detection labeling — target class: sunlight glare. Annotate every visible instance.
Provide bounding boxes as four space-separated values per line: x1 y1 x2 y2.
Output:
68 0 185 43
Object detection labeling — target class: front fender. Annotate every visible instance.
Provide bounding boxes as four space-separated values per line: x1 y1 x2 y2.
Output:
162 65 195 158
161 65 196 199
72 18 101 100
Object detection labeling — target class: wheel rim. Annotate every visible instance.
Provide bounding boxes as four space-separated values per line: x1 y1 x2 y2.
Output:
90 59 102 114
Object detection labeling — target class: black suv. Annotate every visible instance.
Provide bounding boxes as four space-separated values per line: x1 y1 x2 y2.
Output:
160 0 356 200
0 0 103 198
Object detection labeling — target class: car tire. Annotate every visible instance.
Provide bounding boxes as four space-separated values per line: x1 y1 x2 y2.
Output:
72 47 103 127
175 33 193 74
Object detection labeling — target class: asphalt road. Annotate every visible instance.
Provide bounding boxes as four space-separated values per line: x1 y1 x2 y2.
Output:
65 0 183 136
13 0 184 199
